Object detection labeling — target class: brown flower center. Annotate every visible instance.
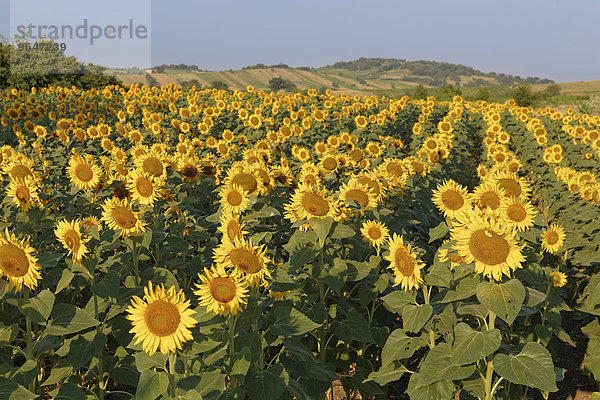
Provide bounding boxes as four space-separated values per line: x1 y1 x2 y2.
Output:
142 157 163 177
546 231 559 245
479 192 501 210
507 204 526 222
144 300 180 336
394 247 415 277
345 189 369 208
301 192 330 216
498 178 521 198
112 206 137 229
441 190 464 210
469 229 510 265
231 173 258 193
0 243 29 277
230 248 262 274
368 227 382 239
210 277 237 303
15 186 31 203
75 163 93 182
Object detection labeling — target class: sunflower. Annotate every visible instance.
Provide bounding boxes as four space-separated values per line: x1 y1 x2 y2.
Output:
549 271 567 287
214 238 271 287
127 169 162 206
223 166 263 195
4 159 37 182
178 157 202 182
385 234 425 292
126 282 197 355
452 212 525 281
195 265 249 316
432 179 471 219
472 181 506 213
134 152 166 179
284 183 338 226
81 216 102 233
540 224 566 254
67 153 101 191
6 177 40 212
0 228 41 292
320 154 339 174
101 197 146 237
218 211 248 244
361 220 389 249
437 240 464 269
489 171 531 200
339 181 377 211
55 219 89 265
498 197 537 232
219 184 250 215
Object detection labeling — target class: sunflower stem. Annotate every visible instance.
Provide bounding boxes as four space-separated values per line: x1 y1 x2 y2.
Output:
168 352 176 398
483 311 496 400
228 314 239 388
132 240 140 286
94 294 105 400
24 289 35 393
422 285 435 349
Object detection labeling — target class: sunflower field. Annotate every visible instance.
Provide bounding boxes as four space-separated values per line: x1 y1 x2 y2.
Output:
1 84 600 400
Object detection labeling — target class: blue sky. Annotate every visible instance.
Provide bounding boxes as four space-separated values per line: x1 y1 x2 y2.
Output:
1 0 598 82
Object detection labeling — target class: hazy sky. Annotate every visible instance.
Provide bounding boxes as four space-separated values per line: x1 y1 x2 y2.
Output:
1 0 598 82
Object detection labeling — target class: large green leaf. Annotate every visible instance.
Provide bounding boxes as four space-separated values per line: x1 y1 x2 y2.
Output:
19 289 55 324
451 323 501 365
269 306 321 337
244 364 289 400
54 383 85 400
91 271 120 302
331 311 374 342
407 376 454 400
584 338 600 379
230 348 251 384
413 343 475 387
136 369 169 400
321 258 348 291
45 304 99 336
68 333 106 370
381 329 422 366
365 364 408 386
476 279 525 325
381 290 416 313
309 217 333 243
0 377 36 400
494 342 558 392
402 304 433 333
135 351 168 371
429 221 449 243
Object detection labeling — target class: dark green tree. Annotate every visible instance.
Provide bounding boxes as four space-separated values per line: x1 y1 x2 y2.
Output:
411 84 429 100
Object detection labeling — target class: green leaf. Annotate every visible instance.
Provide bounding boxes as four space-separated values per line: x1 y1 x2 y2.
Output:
196 370 227 399
434 275 480 303
584 338 600 379
135 351 167 371
0 377 36 400
330 223 356 239
269 306 321 337
451 323 501 365
321 258 348 292
425 262 452 288
55 383 85 400
494 342 558 392
36 252 63 269
136 369 169 400
413 343 475 387
309 217 333 243
381 290 416 313
231 348 251 384
402 304 433 333
41 359 72 386
381 329 422 367
55 269 74 294
244 364 289 400
68 333 106 370
407 376 453 400
268 267 297 292
331 311 374 342
476 279 525 325
0 323 18 344
365 364 408 386
91 271 120 302
45 304 99 336
429 222 449 243
19 289 54 324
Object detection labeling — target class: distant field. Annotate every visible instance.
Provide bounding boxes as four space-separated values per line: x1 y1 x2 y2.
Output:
532 80 600 96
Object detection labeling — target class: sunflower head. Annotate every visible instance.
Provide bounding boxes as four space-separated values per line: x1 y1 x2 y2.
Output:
213 238 271 287
219 184 250 215
540 224 566 254
195 265 249 316
6 176 41 212
67 153 101 191
55 219 90 265
101 197 146 237
127 169 162 206
385 234 425 292
361 220 389 249
126 282 197 355
549 271 567 287
0 229 41 292
432 179 471 219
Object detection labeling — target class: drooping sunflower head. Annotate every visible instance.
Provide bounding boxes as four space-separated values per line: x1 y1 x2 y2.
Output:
6 176 41 212
127 169 162 206
219 184 250 215
126 282 197 355
451 212 525 281
194 264 249 316
0 228 41 292
431 179 471 220
101 197 146 237
218 211 248 244
177 157 202 182
67 152 101 191
540 223 566 254
361 220 390 249
498 197 537 232
214 238 271 287
55 219 89 265
385 233 425 292
437 240 464 269
549 271 567 287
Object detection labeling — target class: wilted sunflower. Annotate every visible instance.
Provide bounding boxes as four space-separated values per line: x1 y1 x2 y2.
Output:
540 224 566 254
55 219 89 265
218 211 248 244
432 179 471 219
385 233 425 292
0 228 41 292
101 197 146 237
126 282 197 355
195 264 249 316
361 220 390 249
127 169 162 206
452 212 525 281
284 183 338 225
6 177 40 211
214 238 271 287
67 153 101 190
219 184 250 214
549 271 567 287
498 197 537 231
